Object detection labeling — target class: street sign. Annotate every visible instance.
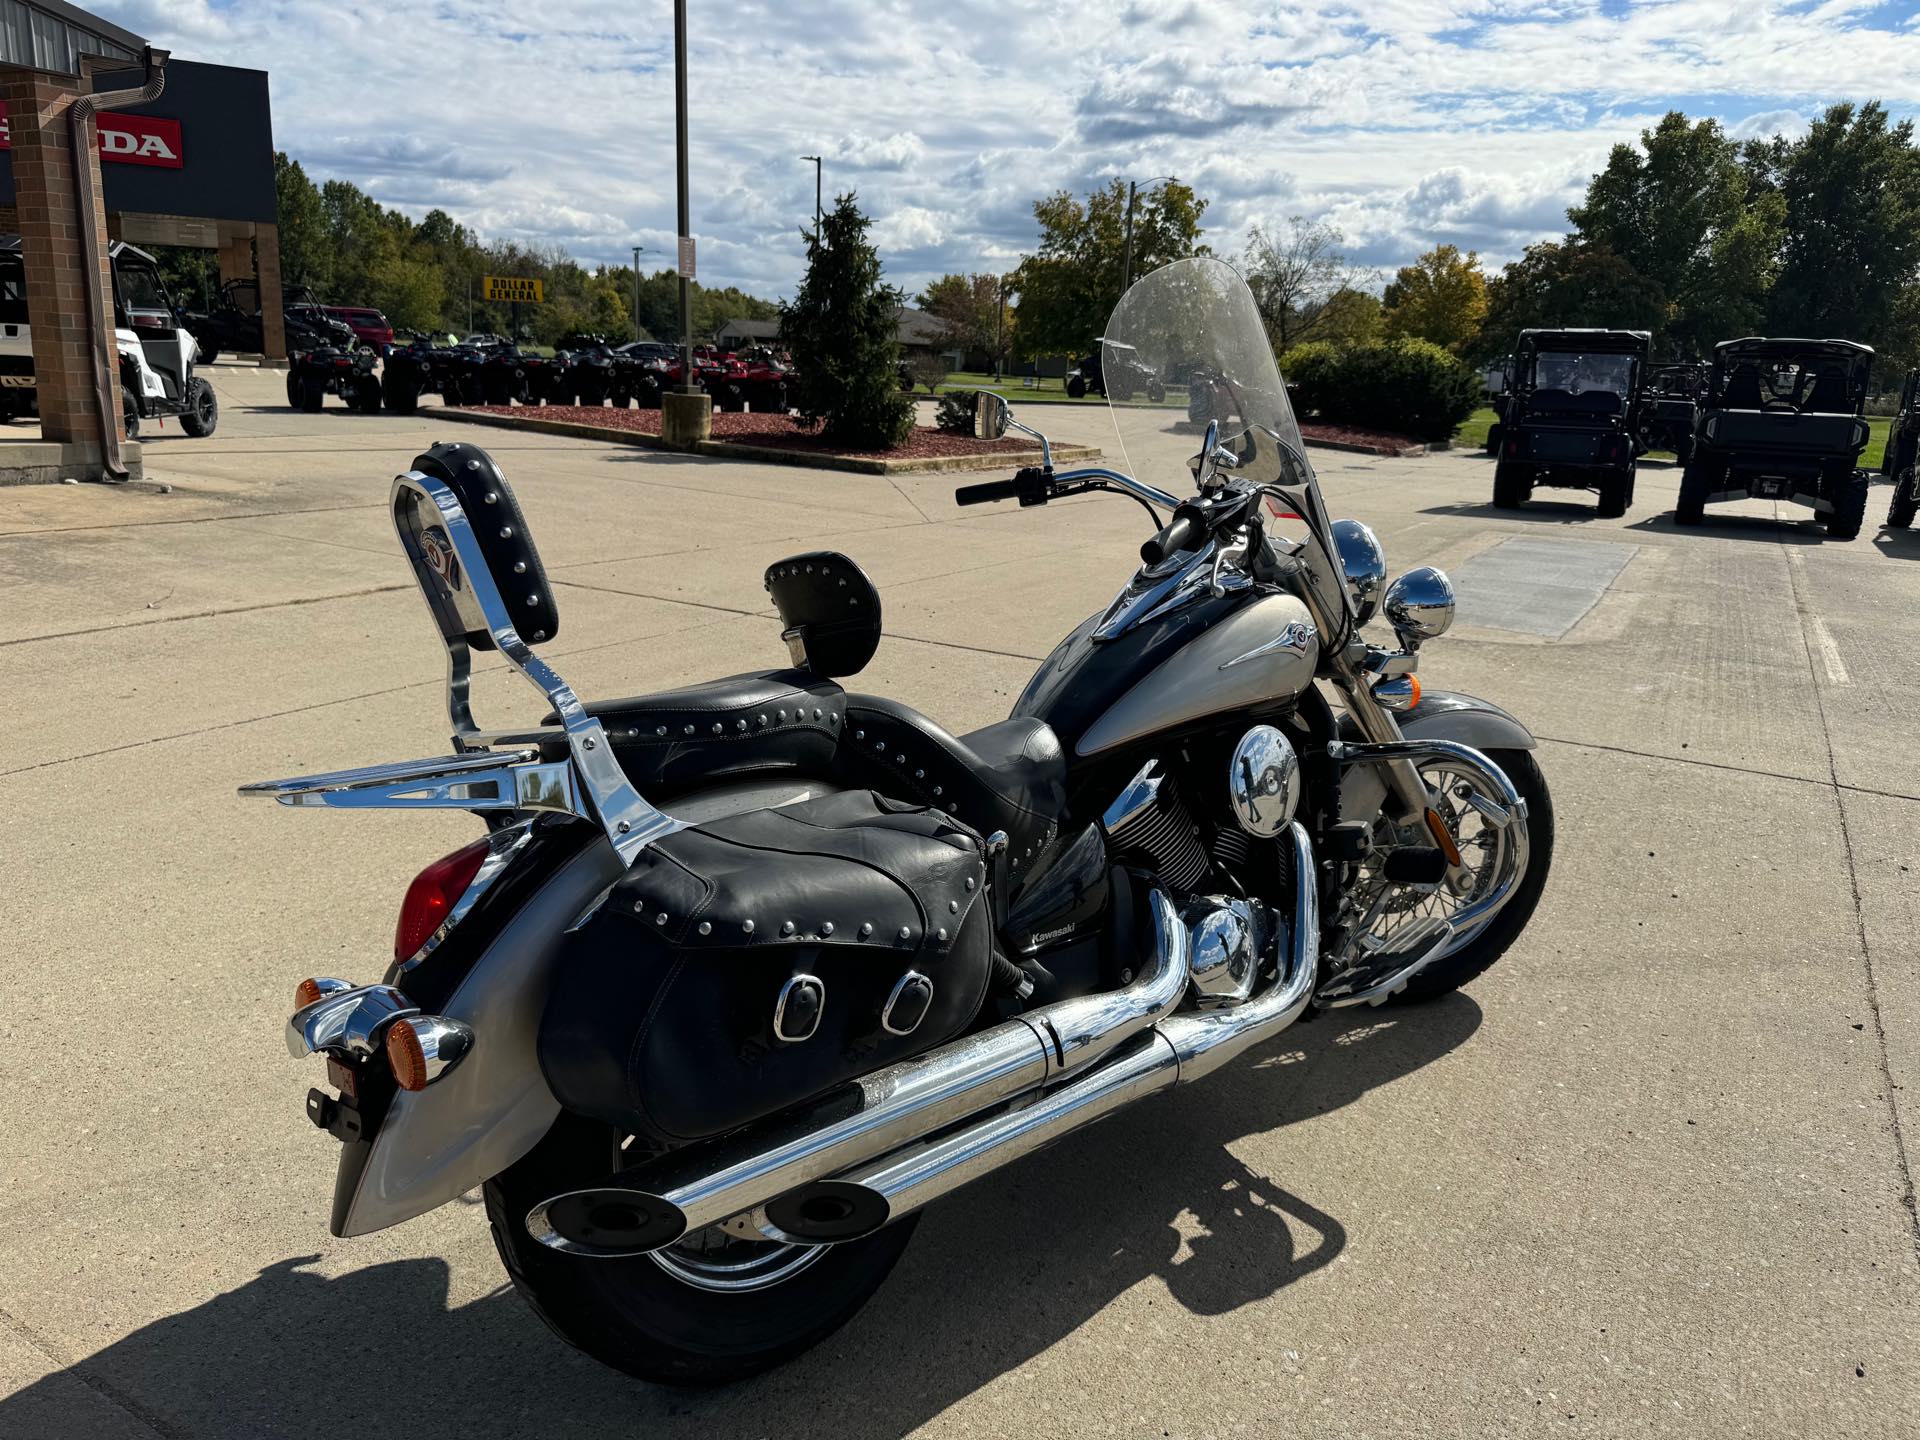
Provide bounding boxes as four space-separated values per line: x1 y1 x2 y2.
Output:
677 237 696 280
482 275 544 304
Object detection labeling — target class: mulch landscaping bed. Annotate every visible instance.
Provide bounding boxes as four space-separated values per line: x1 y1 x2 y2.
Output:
427 403 1098 474
1299 421 1435 458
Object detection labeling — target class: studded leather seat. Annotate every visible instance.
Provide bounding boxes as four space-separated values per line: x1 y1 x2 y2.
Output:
574 675 1065 863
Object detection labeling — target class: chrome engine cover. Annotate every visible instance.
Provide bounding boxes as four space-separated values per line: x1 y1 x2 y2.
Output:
1184 896 1262 1009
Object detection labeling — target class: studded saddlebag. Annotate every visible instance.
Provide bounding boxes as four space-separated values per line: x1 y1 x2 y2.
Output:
538 789 991 1145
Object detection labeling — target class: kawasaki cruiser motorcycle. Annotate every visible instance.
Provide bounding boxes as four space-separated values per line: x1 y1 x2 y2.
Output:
247 257 1553 1385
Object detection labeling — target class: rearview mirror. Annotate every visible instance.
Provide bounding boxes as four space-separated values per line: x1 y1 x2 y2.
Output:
974 391 1010 440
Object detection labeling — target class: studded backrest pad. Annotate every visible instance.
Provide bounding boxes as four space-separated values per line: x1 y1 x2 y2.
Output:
765 551 881 677
411 441 559 650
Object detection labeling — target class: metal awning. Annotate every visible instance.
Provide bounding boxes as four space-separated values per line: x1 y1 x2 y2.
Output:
0 0 144 75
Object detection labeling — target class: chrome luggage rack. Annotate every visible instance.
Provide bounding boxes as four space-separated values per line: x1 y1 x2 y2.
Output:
240 464 681 866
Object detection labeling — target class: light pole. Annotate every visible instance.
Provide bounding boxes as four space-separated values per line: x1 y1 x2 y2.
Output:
1121 175 1176 296
674 0 696 395
631 244 644 343
801 154 822 239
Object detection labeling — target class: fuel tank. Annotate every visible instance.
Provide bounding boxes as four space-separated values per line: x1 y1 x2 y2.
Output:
1015 592 1319 759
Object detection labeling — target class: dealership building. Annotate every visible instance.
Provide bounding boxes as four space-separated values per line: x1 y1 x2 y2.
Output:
0 0 278 483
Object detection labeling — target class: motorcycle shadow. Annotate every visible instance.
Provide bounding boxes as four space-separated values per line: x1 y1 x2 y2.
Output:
0 995 1478 1439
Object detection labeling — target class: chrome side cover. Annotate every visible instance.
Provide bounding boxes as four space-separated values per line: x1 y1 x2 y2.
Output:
1076 593 1319 757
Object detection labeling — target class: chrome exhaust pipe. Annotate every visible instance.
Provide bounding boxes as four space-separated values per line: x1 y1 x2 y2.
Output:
771 823 1320 1242
526 888 1192 1256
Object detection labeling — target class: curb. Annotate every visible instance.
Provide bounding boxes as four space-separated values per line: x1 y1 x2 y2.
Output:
1303 436 1430 458
422 406 1100 474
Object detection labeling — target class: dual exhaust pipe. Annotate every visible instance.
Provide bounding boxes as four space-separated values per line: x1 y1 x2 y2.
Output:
527 822 1319 1256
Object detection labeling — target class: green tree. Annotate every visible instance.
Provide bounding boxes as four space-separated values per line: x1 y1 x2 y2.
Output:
1749 101 1920 349
1312 287 1383 347
1382 244 1487 354
1476 241 1665 359
917 272 1012 367
1013 179 1207 355
1569 112 1782 353
781 193 913 448
273 152 328 293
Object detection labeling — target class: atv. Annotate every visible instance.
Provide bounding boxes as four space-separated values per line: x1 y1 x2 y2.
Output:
1675 337 1873 539
1635 362 1704 463
186 280 355 362
288 340 382 414
1491 328 1649 518
1064 339 1165 402
1881 367 1920 530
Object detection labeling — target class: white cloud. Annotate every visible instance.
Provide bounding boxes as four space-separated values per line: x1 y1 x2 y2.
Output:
96 0 1920 299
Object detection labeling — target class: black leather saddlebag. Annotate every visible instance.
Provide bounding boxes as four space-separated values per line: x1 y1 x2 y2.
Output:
538 790 990 1145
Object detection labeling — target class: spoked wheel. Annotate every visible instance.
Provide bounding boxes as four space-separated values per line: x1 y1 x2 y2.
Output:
484 1114 918 1384
1342 748 1554 1003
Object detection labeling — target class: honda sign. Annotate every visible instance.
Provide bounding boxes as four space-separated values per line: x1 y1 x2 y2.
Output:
0 103 183 169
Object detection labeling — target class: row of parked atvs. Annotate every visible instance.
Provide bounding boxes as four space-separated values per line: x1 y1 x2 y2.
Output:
285 334 796 418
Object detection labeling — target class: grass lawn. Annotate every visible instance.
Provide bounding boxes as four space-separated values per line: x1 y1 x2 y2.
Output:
1451 405 1890 470
924 370 1107 405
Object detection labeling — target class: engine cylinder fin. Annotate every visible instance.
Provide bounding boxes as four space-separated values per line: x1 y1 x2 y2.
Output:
1105 778 1208 891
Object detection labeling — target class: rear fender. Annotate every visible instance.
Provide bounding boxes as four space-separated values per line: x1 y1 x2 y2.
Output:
331 778 847 1237
1336 691 1536 826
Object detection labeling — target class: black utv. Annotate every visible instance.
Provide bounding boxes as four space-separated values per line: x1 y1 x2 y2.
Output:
1491 328 1649 518
1064 339 1164 402
1635 362 1704 463
1880 368 1919 530
1675 337 1872 539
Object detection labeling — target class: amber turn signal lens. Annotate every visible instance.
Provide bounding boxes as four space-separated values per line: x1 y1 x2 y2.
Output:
1404 673 1421 709
293 977 325 1010
386 1019 429 1092
1424 807 1463 866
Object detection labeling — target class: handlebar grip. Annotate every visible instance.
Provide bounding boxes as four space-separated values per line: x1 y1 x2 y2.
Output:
955 478 1022 506
1140 510 1206 565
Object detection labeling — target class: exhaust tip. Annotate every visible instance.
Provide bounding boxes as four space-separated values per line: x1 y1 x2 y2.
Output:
526 1188 687 1256
765 1180 890 1243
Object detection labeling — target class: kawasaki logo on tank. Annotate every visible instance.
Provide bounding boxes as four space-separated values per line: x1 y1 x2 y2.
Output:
0 105 183 168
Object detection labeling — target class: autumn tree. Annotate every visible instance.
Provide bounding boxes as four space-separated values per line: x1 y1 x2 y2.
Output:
1382 244 1487 354
918 272 1012 370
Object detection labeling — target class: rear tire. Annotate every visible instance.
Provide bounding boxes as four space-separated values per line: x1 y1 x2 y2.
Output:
179 376 218 437
297 371 325 413
1484 422 1502 456
1595 464 1631 519
1890 470 1919 529
1825 468 1867 539
1391 749 1555 1004
1492 460 1531 508
483 1115 919 1385
1674 457 1713 525
121 389 139 440
351 376 382 415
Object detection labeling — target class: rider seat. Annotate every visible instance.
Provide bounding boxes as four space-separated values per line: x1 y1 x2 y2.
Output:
568 551 1066 860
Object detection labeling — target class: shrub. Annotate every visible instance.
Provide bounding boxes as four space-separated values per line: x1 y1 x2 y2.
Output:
781 194 915 449
1277 341 1341 416
1281 337 1480 441
935 390 978 435
909 351 951 395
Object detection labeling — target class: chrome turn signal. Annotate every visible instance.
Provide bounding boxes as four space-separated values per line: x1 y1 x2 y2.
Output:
384 1015 475 1091
1372 674 1421 711
293 976 353 1010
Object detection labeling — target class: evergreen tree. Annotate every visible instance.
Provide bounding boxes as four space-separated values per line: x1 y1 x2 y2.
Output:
781 194 913 448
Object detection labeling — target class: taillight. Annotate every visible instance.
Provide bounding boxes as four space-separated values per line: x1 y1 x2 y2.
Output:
394 837 491 961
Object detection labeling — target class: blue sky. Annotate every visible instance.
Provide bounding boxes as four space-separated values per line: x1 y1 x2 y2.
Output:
106 0 1920 299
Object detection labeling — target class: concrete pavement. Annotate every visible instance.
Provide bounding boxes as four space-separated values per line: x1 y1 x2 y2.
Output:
1 363 1916 1437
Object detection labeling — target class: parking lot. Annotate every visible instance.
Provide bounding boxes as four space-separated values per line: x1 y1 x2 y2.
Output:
2 362 1917 1438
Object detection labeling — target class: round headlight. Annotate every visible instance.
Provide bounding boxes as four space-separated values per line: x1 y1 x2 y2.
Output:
1384 566 1456 642
1329 519 1386 627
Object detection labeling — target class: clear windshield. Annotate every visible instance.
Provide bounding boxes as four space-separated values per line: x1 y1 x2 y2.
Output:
1532 349 1634 397
1101 256 1304 484
1100 256 1353 635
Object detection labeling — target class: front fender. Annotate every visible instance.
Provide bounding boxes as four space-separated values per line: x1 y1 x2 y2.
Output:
1336 690 1535 827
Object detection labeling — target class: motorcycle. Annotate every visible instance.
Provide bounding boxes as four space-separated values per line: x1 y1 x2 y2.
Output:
245 257 1553 1385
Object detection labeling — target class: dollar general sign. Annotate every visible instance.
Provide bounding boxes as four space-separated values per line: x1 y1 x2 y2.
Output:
482 276 544 304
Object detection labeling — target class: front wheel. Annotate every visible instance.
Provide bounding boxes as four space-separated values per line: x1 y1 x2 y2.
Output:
484 1115 919 1384
1387 748 1556 1004
180 376 218 437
